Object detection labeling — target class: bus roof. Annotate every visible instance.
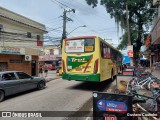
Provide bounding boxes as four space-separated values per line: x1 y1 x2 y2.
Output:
65 36 96 40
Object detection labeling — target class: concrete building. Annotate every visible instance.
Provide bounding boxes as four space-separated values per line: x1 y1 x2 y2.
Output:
0 7 47 76
39 45 62 67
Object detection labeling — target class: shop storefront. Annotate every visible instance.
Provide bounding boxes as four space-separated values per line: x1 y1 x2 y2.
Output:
0 46 39 76
39 55 61 67
145 18 160 67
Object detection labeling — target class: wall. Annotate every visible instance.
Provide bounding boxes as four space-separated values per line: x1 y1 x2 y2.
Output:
0 54 38 76
0 7 47 49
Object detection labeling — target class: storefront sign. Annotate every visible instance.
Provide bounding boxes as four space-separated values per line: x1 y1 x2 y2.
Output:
37 40 43 46
39 55 61 61
0 47 25 55
25 48 39 55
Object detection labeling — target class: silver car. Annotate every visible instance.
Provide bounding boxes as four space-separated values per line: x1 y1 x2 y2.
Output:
0 71 46 102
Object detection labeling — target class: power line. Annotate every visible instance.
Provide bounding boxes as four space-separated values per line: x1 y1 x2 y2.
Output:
63 0 112 21
40 17 61 24
54 0 74 10
50 0 65 9
73 15 98 34
47 26 63 31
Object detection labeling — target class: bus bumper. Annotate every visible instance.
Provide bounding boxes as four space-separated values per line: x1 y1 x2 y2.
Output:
62 73 100 82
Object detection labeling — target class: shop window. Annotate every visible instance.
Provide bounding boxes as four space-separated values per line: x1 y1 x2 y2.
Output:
100 42 104 57
37 35 40 40
0 62 8 71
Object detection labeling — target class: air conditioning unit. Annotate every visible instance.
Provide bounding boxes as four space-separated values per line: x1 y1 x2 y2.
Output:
25 55 32 61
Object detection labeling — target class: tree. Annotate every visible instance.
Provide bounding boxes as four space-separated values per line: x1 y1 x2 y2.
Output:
85 0 157 59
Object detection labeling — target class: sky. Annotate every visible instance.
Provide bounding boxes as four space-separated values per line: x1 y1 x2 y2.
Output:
0 0 123 47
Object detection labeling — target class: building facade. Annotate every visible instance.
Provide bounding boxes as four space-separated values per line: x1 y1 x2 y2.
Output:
39 45 62 67
143 0 160 68
0 7 47 76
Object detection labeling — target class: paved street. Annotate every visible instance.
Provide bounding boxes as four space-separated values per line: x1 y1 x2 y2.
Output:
0 73 113 120
44 70 60 82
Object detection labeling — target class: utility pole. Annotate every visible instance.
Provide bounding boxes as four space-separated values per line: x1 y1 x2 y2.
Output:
61 9 75 48
62 10 67 40
126 2 134 66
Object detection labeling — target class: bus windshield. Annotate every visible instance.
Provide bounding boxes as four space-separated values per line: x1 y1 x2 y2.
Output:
65 38 95 53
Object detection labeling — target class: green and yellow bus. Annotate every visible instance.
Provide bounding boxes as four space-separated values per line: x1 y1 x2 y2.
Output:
62 36 122 82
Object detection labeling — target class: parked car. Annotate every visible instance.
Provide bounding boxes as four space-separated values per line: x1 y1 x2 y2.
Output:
41 64 55 70
48 64 55 70
0 71 46 102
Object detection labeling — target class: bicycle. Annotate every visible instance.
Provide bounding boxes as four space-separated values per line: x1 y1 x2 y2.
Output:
126 72 159 92
127 87 160 117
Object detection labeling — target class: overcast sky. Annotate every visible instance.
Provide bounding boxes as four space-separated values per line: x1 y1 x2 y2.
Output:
0 0 123 47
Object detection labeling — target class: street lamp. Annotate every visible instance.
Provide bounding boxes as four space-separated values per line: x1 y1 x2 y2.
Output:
67 25 87 36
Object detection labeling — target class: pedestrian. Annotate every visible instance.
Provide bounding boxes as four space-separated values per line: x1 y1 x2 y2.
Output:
38 64 43 77
44 63 48 77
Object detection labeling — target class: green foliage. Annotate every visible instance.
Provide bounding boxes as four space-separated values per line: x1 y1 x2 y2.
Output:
86 0 98 8
85 0 157 58
117 32 128 50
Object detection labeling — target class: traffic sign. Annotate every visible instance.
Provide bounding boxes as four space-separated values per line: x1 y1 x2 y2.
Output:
127 50 133 57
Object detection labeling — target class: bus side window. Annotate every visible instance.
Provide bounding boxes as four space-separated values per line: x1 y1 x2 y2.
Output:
104 45 111 59
103 48 106 58
100 42 104 58
103 44 107 58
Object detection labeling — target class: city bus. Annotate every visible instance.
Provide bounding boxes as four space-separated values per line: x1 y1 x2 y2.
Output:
62 36 122 82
